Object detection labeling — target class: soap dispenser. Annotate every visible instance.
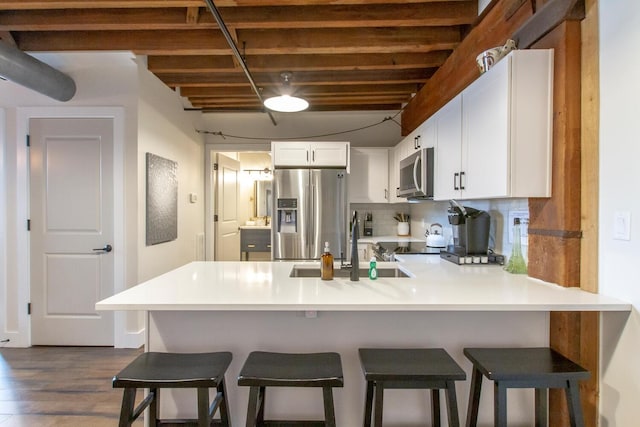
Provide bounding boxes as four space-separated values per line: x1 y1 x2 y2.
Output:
368 257 378 280
321 241 334 280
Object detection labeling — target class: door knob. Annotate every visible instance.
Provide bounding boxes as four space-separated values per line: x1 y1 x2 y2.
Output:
93 244 113 253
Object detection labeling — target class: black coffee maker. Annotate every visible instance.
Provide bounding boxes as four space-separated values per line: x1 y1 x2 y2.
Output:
447 201 490 255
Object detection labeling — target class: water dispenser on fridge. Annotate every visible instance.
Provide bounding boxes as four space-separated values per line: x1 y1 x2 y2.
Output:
276 198 298 234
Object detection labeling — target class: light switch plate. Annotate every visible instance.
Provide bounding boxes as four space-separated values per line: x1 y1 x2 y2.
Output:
613 211 631 240
508 210 529 246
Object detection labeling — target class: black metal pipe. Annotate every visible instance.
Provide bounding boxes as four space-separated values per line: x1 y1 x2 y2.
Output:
202 0 277 126
0 42 76 102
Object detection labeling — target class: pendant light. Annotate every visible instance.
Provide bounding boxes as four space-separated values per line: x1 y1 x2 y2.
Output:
264 72 309 113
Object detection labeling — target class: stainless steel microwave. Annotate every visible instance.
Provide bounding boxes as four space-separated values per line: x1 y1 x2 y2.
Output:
398 147 434 199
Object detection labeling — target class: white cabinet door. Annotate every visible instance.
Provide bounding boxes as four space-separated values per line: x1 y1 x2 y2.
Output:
462 57 510 199
311 142 349 167
434 94 463 200
349 148 389 203
272 141 312 166
273 141 349 168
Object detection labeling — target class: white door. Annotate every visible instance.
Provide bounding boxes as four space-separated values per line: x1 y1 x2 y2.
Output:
215 153 240 261
29 118 114 345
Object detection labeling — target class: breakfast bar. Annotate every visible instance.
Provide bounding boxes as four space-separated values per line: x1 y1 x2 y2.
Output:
96 260 630 426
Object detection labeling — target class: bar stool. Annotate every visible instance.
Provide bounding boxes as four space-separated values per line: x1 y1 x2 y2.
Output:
359 348 466 427
238 351 344 427
112 351 232 427
463 347 590 427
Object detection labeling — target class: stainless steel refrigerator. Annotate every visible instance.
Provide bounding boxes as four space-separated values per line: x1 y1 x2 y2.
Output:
272 168 348 260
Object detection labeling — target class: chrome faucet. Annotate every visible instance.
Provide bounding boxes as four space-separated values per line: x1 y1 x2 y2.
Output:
339 211 360 281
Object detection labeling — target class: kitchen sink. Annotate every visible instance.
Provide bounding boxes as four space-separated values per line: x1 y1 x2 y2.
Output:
289 265 410 278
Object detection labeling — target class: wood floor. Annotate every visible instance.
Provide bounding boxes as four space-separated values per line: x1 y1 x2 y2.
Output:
0 346 143 426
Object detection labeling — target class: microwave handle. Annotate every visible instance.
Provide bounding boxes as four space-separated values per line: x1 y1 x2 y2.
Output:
413 154 422 194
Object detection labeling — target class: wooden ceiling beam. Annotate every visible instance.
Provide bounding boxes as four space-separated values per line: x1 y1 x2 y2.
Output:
216 2 477 29
15 27 460 55
0 1 472 11
0 3 475 31
148 51 451 73
235 27 461 55
159 69 434 86
179 83 421 97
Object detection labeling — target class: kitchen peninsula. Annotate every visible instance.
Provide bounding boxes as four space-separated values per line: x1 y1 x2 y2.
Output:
97 260 629 426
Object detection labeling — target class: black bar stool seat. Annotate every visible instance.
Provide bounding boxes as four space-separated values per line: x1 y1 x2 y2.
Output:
463 347 590 427
113 351 232 427
359 348 466 427
238 351 344 427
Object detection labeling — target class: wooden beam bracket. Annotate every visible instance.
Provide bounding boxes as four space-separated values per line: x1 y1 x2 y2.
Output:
513 0 585 48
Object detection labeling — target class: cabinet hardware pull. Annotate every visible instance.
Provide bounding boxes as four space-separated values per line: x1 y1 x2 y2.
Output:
416 135 421 149
384 189 388 199
460 171 465 190
454 172 459 190
247 244 256 248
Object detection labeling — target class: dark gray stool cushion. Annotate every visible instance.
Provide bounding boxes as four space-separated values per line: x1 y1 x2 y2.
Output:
113 351 232 388
238 351 344 387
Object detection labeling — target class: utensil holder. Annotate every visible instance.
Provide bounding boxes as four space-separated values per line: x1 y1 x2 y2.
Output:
397 222 409 236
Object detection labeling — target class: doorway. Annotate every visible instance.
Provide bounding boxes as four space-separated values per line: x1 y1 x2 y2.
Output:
205 149 272 261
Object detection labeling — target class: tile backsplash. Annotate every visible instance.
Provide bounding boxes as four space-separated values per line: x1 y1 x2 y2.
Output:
409 198 529 259
352 199 530 260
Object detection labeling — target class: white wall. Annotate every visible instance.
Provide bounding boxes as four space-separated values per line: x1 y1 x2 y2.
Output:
198 110 402 148
599 1 640 424
136 58 205 283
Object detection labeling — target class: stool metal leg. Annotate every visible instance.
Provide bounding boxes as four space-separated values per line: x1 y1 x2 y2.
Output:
431 389 441 427
494 382 507 427
534 388 548 427
444 380 461 427
118 388 136 427
465 367 482 427
565 380 585 427
322 386 337 427
374 383 384 427
363 381 374 427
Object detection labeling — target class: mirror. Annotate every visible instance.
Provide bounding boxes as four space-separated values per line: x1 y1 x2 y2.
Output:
255 180 272 218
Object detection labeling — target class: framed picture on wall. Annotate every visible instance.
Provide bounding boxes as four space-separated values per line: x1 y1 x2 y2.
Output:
146 152 178 245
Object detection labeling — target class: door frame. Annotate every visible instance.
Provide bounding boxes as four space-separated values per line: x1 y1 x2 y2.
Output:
14 107 126 347
204 143 268 261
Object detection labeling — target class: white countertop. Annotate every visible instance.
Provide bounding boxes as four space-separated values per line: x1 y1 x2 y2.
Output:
239 225 271 230
96 260 630 312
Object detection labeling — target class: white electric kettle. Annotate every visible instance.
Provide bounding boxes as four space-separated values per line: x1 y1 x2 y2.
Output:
425 223 446 248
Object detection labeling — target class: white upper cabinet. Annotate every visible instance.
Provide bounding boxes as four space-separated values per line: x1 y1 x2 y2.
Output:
434 49 553 200
349 148 389 203
272 141 350 168
433 94 463 200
